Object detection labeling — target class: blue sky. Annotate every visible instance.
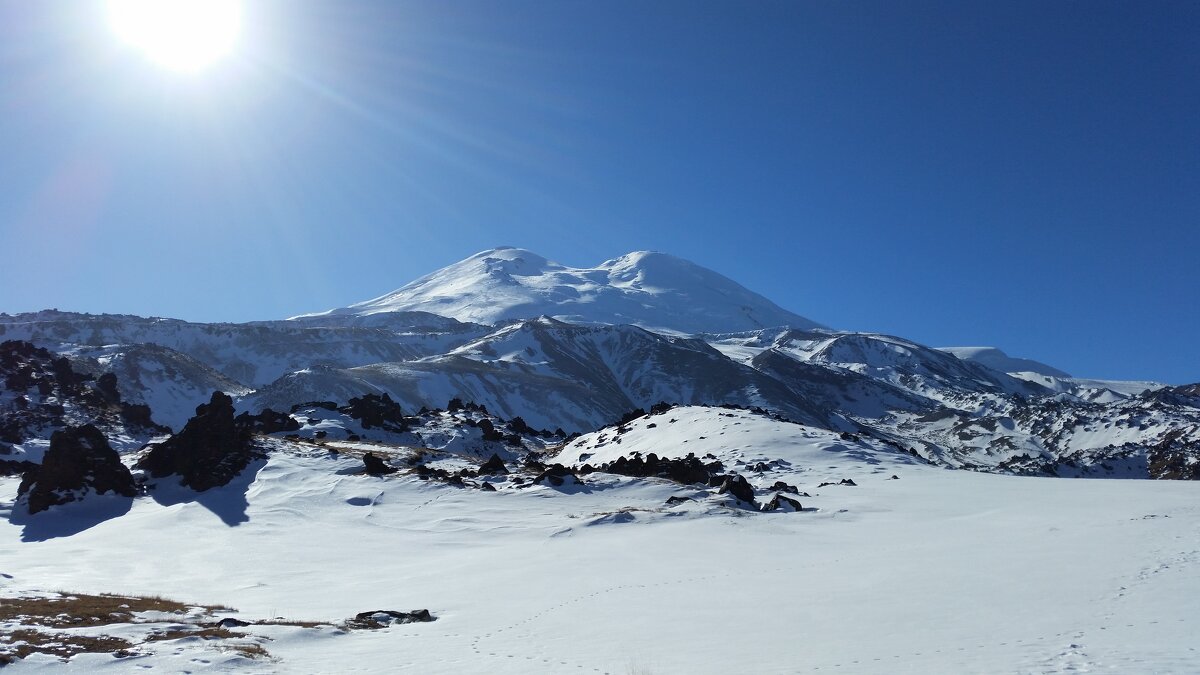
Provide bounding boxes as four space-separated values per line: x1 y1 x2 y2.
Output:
1 1 1197 383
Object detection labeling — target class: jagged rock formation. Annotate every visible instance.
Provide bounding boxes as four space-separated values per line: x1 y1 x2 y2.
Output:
18 425 137 514
136 392 258 491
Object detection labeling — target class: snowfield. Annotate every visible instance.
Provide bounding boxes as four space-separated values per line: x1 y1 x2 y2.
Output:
2 407 1197 673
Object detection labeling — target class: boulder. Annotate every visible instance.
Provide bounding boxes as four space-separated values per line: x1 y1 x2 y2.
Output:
716 474 756 505
770 480 800 494
478 453 509 475
340 393 406 432
136 392 257 491
236 409 300 434
362 452 398 476
18 425 136 514
533 464 581 487
762 493 803 512
348 609 436 630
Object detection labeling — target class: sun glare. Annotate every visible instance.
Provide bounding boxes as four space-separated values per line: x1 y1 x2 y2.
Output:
107 0 242 72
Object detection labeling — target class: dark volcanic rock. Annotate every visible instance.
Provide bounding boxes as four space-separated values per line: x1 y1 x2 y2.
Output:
600 452 720 486
362 452 398 476
770 480 800 494
236 409 300 434
136 392 258 491
348 609 436 629
716 474 756 505
0 458 38 476
340 393 406 432
478 453 509 475
1148 431 1200 480
18 425 136 514
665 495 695 506
762 493 803 512
533 464 580 487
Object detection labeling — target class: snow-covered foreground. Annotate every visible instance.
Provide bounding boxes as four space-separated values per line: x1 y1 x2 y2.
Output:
2 409 1197 673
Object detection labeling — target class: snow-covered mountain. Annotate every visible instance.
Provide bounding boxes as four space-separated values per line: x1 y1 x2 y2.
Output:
939 346 1072 378
3 247 1200 671
2 247 1197 480
294 247 824 334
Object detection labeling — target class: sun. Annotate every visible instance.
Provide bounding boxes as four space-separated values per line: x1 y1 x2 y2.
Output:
107 0 243 72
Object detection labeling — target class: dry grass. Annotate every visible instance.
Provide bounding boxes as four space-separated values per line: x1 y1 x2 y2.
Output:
0 591 345 665
228 641 271 659
0 627 134 661
0 592 197 629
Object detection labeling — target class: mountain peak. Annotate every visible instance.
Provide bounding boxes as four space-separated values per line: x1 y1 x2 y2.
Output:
294 248 823 334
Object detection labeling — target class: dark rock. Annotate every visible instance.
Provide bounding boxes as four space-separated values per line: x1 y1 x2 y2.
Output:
479 482 497 492
18 425 136 514
601 452 716 486
716 474 756 505
889 475 899 480
289 401 338 413
213 617 251 628
362 452 397 476
762 493 803 512
770 480 800 494
236 409 300 434
477 418 505 442
0 458 37 476
478 453 509 475
665 495 695 506
507 416 533 435
533 464 580 487
348 609 436 629
818 478 858 488
96 372 121 403
136 392 258 492
340 393 406 432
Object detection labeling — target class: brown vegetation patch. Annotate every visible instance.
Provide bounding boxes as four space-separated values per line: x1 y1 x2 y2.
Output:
0 593 199 629
0 627 134 661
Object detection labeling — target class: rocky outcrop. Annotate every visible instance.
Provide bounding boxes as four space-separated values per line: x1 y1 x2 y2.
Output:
599 452 722 485
18 425 137 514
1148 430 1200 480
340 394 406 432
478 453 509 475
362 452 398 476
533 464 581 487
347 609 435 629
235 409 300 434
762 493 803 512
136 392 258 491
715 474 756 505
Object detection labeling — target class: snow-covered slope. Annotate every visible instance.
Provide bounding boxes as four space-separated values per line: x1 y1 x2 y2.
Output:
294 247 824 333
0 311 485 387
2 407 1198 673
940 345 1072 378
247 318 841 432
68 344 252 431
